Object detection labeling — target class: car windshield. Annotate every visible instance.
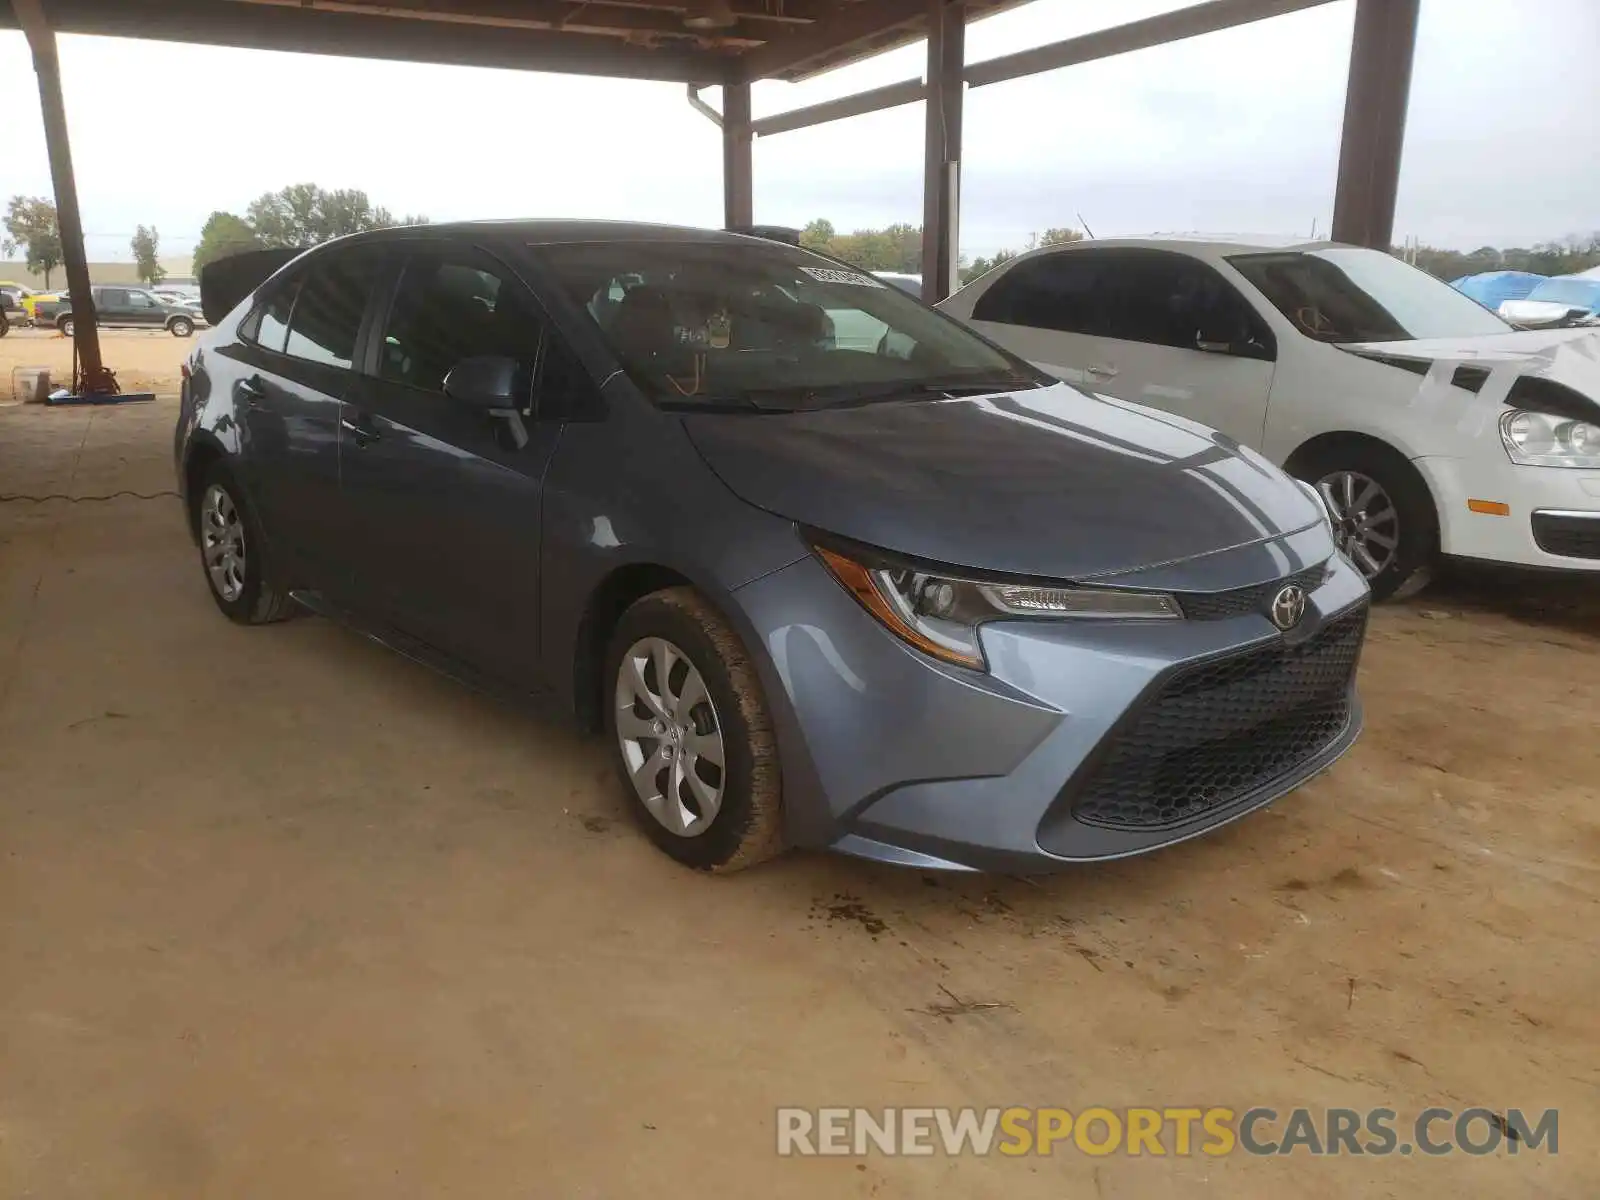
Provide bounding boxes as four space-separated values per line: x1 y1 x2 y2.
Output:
1526 278 1600 311
1229 247 1512 343
532 239 1042 410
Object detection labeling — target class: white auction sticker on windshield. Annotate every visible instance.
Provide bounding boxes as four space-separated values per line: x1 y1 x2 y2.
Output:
798 267 887 287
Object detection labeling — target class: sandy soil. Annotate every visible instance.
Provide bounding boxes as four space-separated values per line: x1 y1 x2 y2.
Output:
0 327 191 400
1 399 1596 1198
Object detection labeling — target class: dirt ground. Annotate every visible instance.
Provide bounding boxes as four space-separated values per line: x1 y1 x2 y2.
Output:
1 327 190 400
1 398 1596 1198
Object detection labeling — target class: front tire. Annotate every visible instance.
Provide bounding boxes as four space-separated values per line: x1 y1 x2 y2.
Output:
170 316 195 337
604 587 784 872
1293 444 1437 601
194 462 298 624
58 316 74 337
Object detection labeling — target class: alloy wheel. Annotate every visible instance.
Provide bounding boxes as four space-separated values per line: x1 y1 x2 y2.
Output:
615 636 726 837
200 483 247 602
1317 469 1399 579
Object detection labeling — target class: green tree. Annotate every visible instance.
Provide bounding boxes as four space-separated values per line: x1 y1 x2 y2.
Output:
2 195 63 289
192 211 263 271
960 248 1016 284
245 183 426 248
131 224 165 285
799 217 922 272
800 218 836 251
1038 227 1084 247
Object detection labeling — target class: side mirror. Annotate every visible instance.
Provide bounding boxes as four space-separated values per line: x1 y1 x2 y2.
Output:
443 355 519 410
443 355 529 450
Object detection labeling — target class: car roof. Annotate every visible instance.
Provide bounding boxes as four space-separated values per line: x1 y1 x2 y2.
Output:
1011 235 1347 259
333 219 780 249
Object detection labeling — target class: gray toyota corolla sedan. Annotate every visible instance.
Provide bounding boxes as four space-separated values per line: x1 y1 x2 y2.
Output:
176 221 1369 873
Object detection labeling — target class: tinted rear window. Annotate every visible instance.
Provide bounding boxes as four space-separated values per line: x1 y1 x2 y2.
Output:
284 251 378 369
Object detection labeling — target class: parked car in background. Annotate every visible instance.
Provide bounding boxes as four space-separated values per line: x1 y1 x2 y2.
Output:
20 290 57 324
941 237 1600 599
175 221 1367 874
38 285 199 336
1500 276 1600 329
0 288 16 336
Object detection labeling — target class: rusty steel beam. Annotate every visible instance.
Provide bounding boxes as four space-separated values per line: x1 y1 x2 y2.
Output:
232 0 830 24
231 0 773 46
1330 0 1419 248
963 0 1335 89
920 0 961 302
0 0 728 82
10 0 108 393
733 0 927 81
750 75 924 136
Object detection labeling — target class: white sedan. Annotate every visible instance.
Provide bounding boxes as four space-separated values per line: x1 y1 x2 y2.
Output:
940 237 1600 599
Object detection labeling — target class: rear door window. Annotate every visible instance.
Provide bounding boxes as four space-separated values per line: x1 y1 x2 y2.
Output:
244 275 300 353
1100 251 1271 356
284 251 379 370
971 251 1112 335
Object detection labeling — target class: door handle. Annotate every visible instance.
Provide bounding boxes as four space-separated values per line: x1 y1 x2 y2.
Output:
1085 364 1119 379
238 376 265 406
340 415 381 446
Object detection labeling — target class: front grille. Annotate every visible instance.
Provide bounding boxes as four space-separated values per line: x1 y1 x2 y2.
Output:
1070 607 1366 830
1176 562 1330 621
1532 512 1600 561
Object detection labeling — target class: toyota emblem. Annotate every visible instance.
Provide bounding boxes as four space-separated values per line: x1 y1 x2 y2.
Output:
1270 585 1307 631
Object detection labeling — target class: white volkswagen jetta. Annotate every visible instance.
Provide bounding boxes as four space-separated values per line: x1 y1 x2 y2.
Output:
941 237 1600 599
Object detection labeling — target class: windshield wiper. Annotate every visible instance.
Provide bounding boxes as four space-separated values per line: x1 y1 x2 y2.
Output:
737 375 1044 412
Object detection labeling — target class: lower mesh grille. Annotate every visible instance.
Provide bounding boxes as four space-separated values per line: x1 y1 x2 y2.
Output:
1070 607 1367 830
1531 513 1600 561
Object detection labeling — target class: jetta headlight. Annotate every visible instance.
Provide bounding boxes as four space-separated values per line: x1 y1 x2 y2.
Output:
1500 410 1600 468
812 537 1180 671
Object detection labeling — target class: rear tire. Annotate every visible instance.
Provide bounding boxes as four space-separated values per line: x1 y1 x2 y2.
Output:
194 462 298 625
170 316 195 337
604 587 785 872
1291 443 1437 602
58 316 74 337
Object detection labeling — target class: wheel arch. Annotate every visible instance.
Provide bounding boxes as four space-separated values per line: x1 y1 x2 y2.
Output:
180 434 231 542
572 562 697 733
1282 429 1437 513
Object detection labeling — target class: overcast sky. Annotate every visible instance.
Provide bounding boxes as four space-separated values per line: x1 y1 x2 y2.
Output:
1 0 1595 263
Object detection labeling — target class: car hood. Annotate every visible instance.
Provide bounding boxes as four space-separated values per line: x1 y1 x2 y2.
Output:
1345 326 1600 370
682 384 1324 582
1343 328 1600 412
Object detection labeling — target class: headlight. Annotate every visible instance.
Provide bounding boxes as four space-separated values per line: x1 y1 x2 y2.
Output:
1500 409 1600 468
811 537 1180 671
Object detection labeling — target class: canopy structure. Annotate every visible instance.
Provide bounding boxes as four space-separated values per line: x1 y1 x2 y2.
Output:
3 0 1423 392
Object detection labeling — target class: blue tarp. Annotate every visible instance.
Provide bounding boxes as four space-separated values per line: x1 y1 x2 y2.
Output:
1450 271 1546 310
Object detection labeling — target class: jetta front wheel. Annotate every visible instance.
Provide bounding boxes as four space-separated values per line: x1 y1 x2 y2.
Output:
604 588 784 871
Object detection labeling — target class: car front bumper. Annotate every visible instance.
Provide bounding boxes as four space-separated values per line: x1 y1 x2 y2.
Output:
1418 455 1600 570
731 548 1370 873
